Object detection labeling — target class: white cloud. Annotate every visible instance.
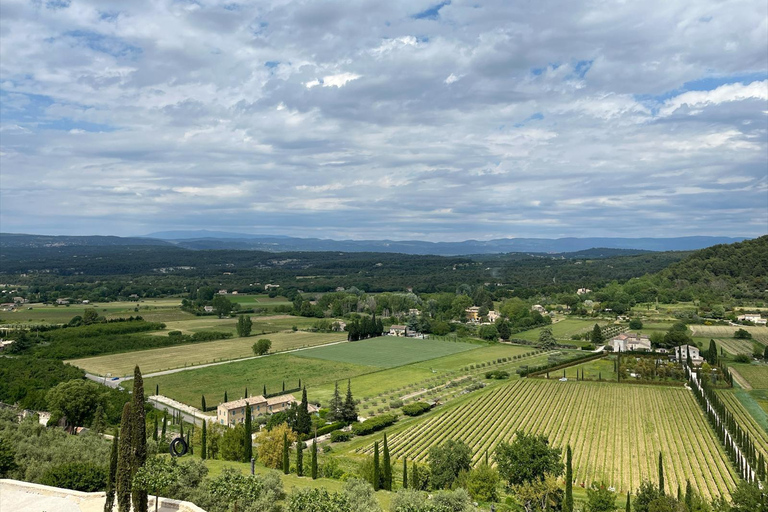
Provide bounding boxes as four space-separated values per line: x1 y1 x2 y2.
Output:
444 73 462 84
660 80 768 116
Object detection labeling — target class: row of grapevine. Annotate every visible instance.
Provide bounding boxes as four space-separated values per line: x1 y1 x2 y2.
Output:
361 379 737 498
716 391 768 464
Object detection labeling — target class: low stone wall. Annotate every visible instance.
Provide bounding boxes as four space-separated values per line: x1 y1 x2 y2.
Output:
0 479 206 512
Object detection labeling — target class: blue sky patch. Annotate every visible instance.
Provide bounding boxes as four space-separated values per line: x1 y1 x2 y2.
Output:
62 30 142 59
412 1 451 20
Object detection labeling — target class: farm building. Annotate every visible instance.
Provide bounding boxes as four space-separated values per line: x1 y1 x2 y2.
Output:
737 314 767 325
389 325 408 336
576 288 592 295
203 305 214 313
611 333 651 352
674 345 703 365
465 306 481 322
487 310 501 322
217 394 305 427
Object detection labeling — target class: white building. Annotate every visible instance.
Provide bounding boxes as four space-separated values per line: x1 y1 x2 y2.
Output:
487 310 501 322
738 314 767 326
217 394 297 427
611 333 651 352
576 288 592 295
389 325 408 336
674 345 703 365
203 305 214 313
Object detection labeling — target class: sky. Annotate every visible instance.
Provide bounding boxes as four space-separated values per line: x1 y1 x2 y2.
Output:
1 0 767 242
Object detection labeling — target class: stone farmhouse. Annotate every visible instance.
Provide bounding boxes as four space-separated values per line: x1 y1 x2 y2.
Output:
217 394 306 427
611 333 652 352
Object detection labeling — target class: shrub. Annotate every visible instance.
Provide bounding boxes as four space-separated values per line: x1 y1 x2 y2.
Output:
389 399 403 409
733 354 751 363
40 462 107 492
330 431 352 443
484 370 510 380
402 402 432 417
351 414 397 436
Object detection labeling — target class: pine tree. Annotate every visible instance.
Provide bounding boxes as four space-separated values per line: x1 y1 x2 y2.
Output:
592 324 604 344
282 432 290 474
131 366 148 512
201 420 207 460
296 440 304 477
564 445 573 512
342 380 358 423
658 452 665 495
402 457 408 489
382 434 392 491
116 403 133 512
92 404 106 433
263 385 267 396
104 429 119 512
152 413 158 442
311 438 318 479
328 381 342 422
201 395 206 411
373 441 380 491
243 405 252 462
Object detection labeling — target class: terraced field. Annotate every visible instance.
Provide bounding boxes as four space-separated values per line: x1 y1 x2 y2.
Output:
366 379 737 498
717 390 768 463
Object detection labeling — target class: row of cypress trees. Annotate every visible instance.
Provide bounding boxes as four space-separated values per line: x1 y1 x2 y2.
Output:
105 366 148 512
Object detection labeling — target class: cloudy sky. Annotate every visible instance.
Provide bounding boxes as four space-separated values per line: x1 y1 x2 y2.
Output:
1 0 767 241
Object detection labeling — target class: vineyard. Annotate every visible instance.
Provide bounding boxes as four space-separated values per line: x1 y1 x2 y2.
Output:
717 390 768 464
715 338 756 356
689 325 768 345
731 364 768 389
364 379 737 498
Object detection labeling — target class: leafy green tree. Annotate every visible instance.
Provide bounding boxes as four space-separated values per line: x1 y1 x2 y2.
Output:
734 328 752 339
591 324 604 344
116 403 133 512
633 480 662 512
478 324 499 341
586 483 617 512
629 319 643 330
538 327 557 350
46 379 103 431
211 295 233 318
428 439 472 490
83 308 100 325
343 478 381 512
236 315 253 337
513 474 563 512
133 457 178 512
730 481 768 512
104 430 119 512
0 436 17 478
466 463 500 502
253 338 272 355
288 487 351 512
220 424 246 461
494 431 564 487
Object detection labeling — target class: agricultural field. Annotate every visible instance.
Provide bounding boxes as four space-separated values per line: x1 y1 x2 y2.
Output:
514 318 606 342
690 325 768 346
714 338 757 356
0 298 188 326
144 354 376 408
68 331 345 377
293 337 479 368
730 363 768 389
364 379 737 499
537 355 617 381
717 390 768 464
147 315 323 336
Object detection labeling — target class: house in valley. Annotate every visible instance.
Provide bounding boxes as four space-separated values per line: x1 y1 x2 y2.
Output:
674 345 703 365
611 333 652 352
389 325 408 337
217 394 300 427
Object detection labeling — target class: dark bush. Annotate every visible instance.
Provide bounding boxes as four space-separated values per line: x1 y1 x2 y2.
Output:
40 462 107 492
351 414 397 436
402 402 432 417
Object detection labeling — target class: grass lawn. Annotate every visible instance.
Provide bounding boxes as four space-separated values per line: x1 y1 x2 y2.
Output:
293 336 479 368
515 318 605 342
731 363 768 389
145 354 376 408
68 331 346 376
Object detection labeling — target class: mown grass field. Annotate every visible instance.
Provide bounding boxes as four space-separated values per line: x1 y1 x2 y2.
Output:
363 379 737 499
514 319 605 342
293 337 479 368
731 363 768 389
145 354 376 408
68 331 345 376
147 315 321 336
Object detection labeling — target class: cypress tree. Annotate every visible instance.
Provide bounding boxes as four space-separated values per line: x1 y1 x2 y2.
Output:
625 491 630 512
402 457 408 489
685 479 692 510
328 381 342 422
282 381 285 392
658 452 665 495
201 420 207 460
201 395 206 411
155 384 158 396
373 441 380 491
311 438 318 479
224 391 228 403
485 450 488 465
104 429 119 512
298 378 301 388
161 412 167 440
564 445 573 512
116 403 133 512
244 405 252 462
131 366 147 512
296 387 312 435
152 413 158 442
677 485 681 501
179 420 184 438
296 440 304 477
382 434 392 491
282 432 290 474
410 461 419 490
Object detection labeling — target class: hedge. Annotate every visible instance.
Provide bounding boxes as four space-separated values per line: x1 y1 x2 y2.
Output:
300 421 346 441
401 402 432 417
330 430 352 443
351 414 398 436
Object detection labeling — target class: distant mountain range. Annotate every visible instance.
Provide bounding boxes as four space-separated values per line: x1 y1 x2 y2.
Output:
0 231 749 255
